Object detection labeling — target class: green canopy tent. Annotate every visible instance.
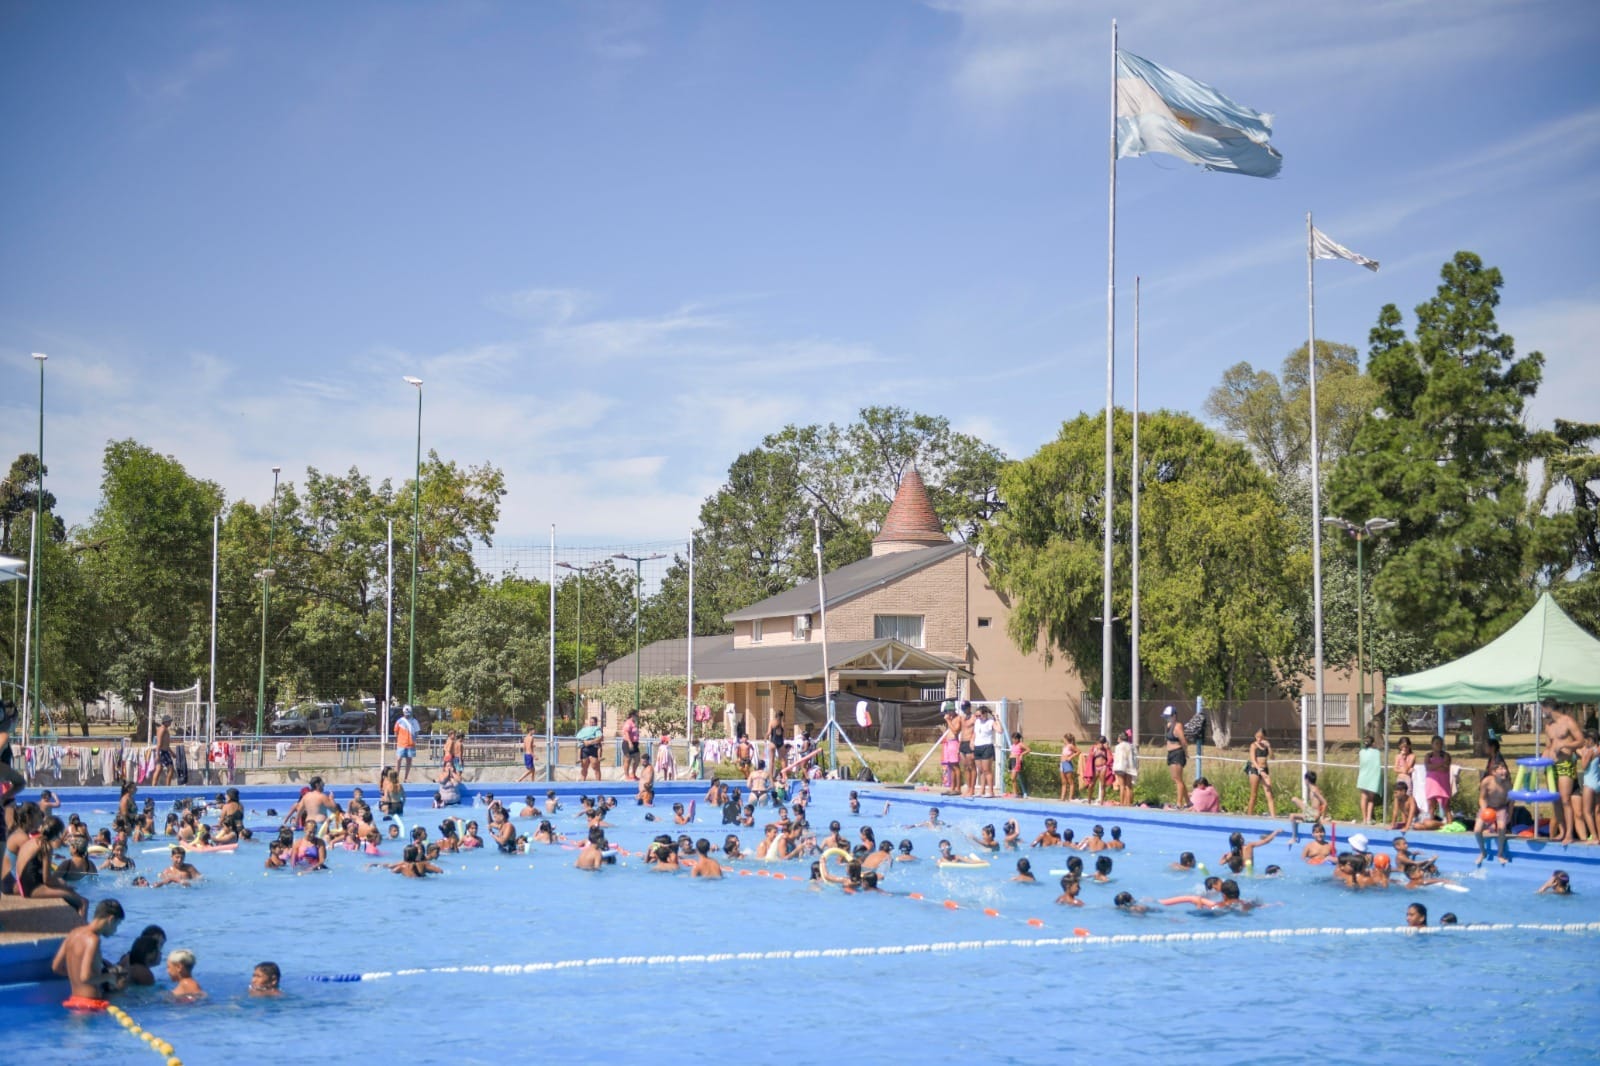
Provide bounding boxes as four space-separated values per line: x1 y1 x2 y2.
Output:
1386 592 1600 706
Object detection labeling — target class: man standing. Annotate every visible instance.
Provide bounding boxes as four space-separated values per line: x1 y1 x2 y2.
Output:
154 715 175 787
576 715 604 781
621 711 642 781
957 702 976 797
517 724 539 782
285 776 341 833
1543 699 1583 843
394 706 420 783
52 898 128 1010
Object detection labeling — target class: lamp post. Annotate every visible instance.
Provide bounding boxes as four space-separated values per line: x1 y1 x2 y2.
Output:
556 561 604 719
254 466 282 737
31 354 45 731
404 376 423 710
1323 516 1397 738
612 552 665 722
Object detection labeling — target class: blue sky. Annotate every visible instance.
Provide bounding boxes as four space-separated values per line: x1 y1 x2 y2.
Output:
2 1 1597 544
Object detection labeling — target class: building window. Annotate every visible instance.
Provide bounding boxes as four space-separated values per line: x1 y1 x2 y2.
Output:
1317 694 1350 727
793 614 811 641
874 614 924 647
751 619 764 643
976 617 992 628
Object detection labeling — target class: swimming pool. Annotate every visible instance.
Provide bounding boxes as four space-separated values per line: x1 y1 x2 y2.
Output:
4 782 1597 1065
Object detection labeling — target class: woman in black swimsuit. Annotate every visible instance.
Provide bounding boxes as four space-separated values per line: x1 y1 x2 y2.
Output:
1246 729 1277 816
1163 710 1189 808
15 816 88 916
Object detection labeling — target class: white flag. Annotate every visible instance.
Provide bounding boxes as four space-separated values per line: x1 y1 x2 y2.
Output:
1311 226 1379 271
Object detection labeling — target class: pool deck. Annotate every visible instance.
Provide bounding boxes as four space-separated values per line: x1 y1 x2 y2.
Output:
0 897 79 986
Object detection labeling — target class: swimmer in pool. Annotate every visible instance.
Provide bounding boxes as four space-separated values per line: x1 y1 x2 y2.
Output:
1030 819 1063 848
1406 902 1428 927
690 838 723 879
250 961 282 997
52 898 128 1009
1170 852 1200 872
896 840 916 863
156 846 201 886
1055 875 1083 906
165 948 205 1001
1536 870 1572 895
1092 855 1113 882
1114 891 1148 914
936 839 985 865
1219 829 1280 872
1011 857 1036 883
575 828 611 871
968 824 1001 852
1300 823 1334 865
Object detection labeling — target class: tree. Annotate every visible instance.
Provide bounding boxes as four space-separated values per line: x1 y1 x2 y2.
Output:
981 409 1301 722
74 440 224 708
431 577 550 717
1530 418 1600 635
685 406 1005 632
1204 340 1377 480
0 453 62 554
1329 252 1546 667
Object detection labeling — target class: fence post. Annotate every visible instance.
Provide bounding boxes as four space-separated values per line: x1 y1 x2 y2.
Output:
1193 696 1204 783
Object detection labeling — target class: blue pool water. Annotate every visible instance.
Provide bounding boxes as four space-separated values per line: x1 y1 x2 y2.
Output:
3 781 1597 1065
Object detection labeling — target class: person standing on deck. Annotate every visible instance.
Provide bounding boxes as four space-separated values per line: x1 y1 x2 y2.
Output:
394 706 421 783
1162 706 1189 809
517 725 539 782
154 715 176 786
622 711 643 781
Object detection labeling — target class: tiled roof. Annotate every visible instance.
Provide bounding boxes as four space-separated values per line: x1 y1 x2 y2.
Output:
723 541 967 621
872 468 950 549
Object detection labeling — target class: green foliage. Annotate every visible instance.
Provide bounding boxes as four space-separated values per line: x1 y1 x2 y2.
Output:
982 409 1300 704
1205 340 1378 480
0 453 62 554
1330 252 1545 667
679 406 1005 636
1530 419 1600 636
432 577 551 716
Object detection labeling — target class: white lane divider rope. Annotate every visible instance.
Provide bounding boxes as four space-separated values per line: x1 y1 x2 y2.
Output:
307 921 1600 983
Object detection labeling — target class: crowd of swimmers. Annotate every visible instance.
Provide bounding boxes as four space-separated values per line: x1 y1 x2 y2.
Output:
1 750 1583 1013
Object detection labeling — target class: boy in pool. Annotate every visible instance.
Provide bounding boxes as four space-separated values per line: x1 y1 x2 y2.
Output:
1289 773 1328 841
166 948 205 1000
1054 875 1083 906
1011 857 1036 883
250 962 282 997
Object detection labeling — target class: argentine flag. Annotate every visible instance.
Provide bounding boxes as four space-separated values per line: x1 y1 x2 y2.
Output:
1116 50 1282 178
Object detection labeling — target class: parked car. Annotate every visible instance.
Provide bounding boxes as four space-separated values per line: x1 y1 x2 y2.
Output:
269 703 336 736
331 707 379 735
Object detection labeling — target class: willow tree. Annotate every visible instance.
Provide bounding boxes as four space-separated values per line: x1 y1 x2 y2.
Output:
982 409 1302 735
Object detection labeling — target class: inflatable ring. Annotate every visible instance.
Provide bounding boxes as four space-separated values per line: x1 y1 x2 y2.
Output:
86 845 111 856
821 847 852 879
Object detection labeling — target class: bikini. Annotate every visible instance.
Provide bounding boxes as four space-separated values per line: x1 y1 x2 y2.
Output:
1246 744 1269 777
1166 724 1187 767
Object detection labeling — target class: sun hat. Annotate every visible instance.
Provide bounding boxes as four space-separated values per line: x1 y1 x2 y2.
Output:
1348 833 1370 854
1161 706 1174 717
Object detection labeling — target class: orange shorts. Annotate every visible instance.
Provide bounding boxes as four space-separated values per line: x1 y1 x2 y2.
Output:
63 995 110 1012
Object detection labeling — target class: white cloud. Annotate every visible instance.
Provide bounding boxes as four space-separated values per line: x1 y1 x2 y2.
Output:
1505 296 1600 431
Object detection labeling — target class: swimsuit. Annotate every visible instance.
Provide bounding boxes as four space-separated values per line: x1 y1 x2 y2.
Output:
1165 725 1186 767
1246 744 1268 777
1553 754 1578 780
1584 753 1600 792
63 996 110 1012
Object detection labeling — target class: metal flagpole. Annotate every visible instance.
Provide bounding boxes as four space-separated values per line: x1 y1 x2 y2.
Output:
686 537 695 765
382 518 393 771
1101 18 1118 741
814 513 835 772
548 524 556 773
1131 275 1141 749
1307 212 1328 764
207 514 218 781
19 512 36 749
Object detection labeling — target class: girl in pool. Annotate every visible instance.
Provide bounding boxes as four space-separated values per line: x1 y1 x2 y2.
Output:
1059 734 1080 802
1536 870 1572 895
967 824 1000 853
1003 820 1022 849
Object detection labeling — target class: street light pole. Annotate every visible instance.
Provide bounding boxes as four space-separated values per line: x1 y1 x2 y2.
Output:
255 466 281 737
29 353 45 737
613 552 665 723
556 561 605 717
404 377 423 710
1323 516 1397 738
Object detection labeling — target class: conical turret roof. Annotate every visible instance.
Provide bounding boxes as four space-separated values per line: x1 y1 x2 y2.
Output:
872 468 951 555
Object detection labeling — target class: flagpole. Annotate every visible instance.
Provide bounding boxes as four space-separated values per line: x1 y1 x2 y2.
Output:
1131 275 1141 750
1101 18 1117 741
1307 211 1327 764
